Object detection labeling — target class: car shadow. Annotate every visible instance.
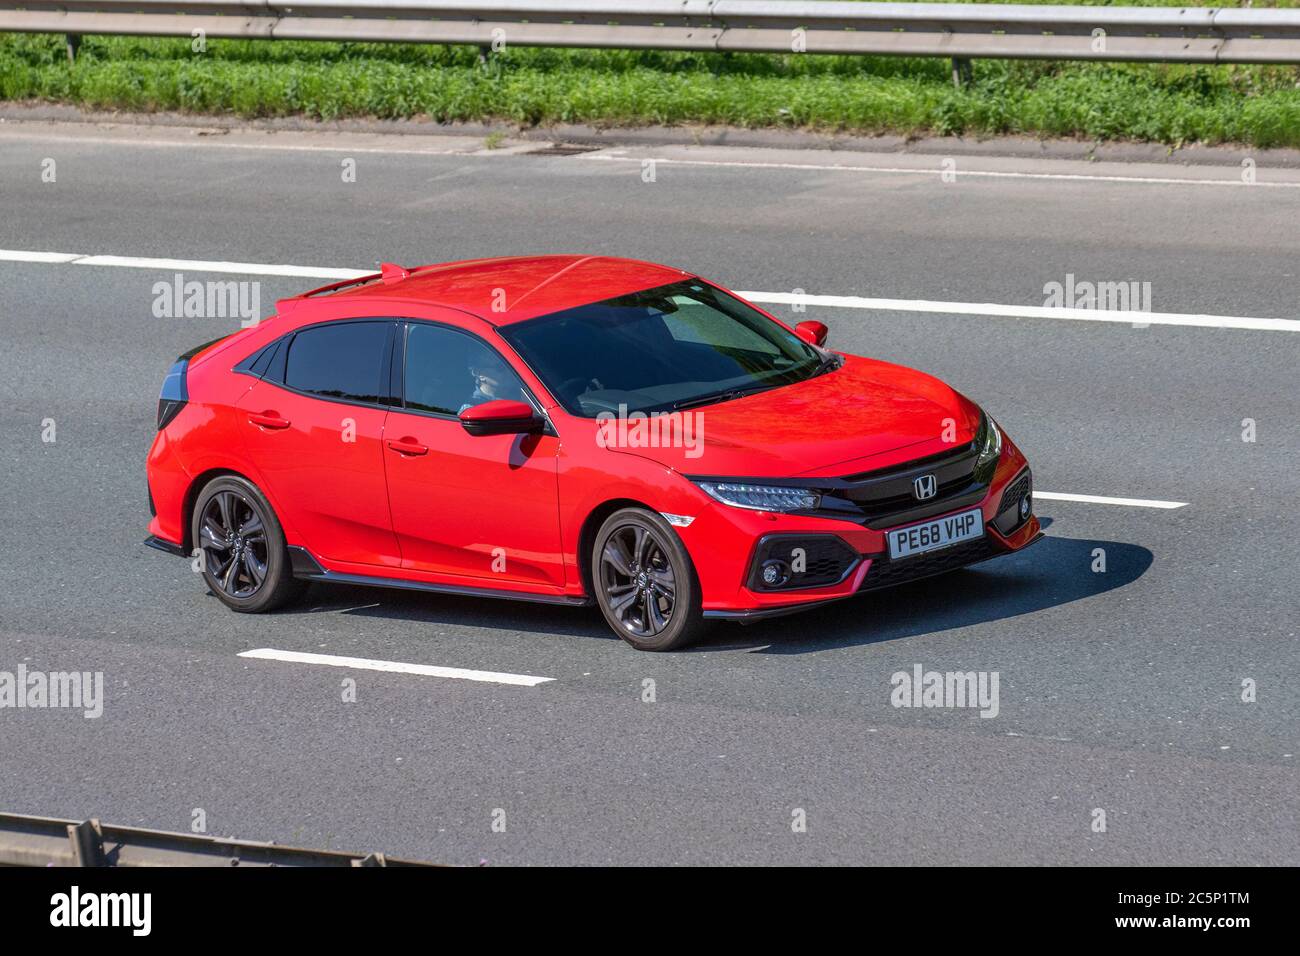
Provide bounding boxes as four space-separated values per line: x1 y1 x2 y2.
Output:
284 581 611 640
283 520 1153 653
735 523 1154 654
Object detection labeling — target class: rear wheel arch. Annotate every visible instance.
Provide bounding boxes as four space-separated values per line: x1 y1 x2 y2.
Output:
181 467 255 553
190 473 306 613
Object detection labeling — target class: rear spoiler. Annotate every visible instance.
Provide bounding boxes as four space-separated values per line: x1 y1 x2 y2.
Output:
275 263 413 316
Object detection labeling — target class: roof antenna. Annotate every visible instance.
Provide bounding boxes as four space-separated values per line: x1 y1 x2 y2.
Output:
380 262 411 285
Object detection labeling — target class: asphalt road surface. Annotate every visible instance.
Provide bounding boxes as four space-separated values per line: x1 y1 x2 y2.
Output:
0 123 1296 865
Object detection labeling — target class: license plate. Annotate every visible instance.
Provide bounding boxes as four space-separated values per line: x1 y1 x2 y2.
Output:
887 507 984 560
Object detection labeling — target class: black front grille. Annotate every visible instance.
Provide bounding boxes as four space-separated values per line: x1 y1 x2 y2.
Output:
828 442 986 529
839 441 975 484
748 534 860 591
849 476 979 524
859 536 1001 593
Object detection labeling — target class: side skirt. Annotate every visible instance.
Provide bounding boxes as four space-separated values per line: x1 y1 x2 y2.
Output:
286 546 592 608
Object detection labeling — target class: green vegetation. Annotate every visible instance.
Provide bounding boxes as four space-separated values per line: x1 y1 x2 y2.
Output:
2 7 1299 149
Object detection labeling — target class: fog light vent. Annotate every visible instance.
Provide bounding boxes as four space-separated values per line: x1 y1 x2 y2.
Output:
748 535 860 591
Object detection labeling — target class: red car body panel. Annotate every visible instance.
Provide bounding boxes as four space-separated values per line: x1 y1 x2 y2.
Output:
586 354 982 479
297 255 690 326
146 255 1041 619
236 379 399 567
384 406 566 586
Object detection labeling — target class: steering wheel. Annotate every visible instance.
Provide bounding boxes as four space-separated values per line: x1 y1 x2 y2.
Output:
559 376 599 400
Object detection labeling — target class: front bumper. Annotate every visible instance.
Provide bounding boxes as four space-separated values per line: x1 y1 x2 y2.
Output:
702 521 1042 621
681 439 1040 618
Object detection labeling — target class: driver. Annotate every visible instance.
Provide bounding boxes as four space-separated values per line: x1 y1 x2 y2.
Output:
459 355 516 414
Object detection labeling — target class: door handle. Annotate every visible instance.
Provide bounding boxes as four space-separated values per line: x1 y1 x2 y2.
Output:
248 412 291 430
386 438 429 456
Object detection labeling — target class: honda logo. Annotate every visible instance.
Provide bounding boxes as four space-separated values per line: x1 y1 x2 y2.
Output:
912 474 937 500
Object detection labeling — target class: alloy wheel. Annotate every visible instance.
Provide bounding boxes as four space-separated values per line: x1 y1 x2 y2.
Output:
599 523 677 638
198 491 269 598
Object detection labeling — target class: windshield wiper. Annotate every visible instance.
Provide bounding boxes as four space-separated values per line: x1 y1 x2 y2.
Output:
673 382 781 411
807 353 842 379
673 389 743 411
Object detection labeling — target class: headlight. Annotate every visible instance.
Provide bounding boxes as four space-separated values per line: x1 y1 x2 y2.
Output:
695 481 821 513
974 413 1003 474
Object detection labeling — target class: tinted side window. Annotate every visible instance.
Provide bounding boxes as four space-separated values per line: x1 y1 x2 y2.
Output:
403 324 527 416
284 322 390 403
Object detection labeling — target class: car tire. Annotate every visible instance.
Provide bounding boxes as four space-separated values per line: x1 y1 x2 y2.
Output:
592 507 709 651
190 475 306 613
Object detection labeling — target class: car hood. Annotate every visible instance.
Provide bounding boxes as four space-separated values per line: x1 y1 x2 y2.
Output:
600 354 981 479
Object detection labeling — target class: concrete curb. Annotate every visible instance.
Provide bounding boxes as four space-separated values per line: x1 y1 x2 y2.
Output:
3 102 1299 168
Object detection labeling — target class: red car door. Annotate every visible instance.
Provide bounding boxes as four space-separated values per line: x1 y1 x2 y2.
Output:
237 320 401 568
384 320 564 588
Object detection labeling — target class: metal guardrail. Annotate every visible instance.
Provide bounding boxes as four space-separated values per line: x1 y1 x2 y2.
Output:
0 812 438 866
1 1 1299 66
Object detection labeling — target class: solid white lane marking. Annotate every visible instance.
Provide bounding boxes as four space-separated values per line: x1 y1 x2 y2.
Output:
0 245 1191 510
1033 491 1187 509
738 291 1300 334
0 249 84 263
579 152 1300 189
2 247 1291 333
0 249 368 280
75 254 369 280
238 648 554 687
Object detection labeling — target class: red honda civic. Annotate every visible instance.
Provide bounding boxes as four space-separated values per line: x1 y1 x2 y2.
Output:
146 256 1040 651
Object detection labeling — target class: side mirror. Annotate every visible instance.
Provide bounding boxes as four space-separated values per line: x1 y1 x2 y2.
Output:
458 399 545 437
795 320 828 347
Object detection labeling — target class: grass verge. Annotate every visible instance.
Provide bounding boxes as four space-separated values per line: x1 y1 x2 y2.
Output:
2 30 1300 148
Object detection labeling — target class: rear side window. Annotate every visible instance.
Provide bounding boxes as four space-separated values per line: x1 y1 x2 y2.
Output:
284 322 390 404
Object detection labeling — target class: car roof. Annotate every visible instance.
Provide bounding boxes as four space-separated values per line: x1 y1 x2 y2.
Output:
279 255 692 326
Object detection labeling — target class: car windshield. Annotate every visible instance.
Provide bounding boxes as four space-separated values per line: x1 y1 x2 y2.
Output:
498 279 830 417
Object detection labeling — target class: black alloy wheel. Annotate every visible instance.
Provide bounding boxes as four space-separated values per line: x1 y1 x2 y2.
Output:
592 508 708 651
190 475 306 613
198 490 269 598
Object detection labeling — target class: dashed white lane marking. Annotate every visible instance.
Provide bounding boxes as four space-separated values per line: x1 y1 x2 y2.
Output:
2 247 1292 333
578 152 1300 189
1033 491 1187 509
238 648 554 687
